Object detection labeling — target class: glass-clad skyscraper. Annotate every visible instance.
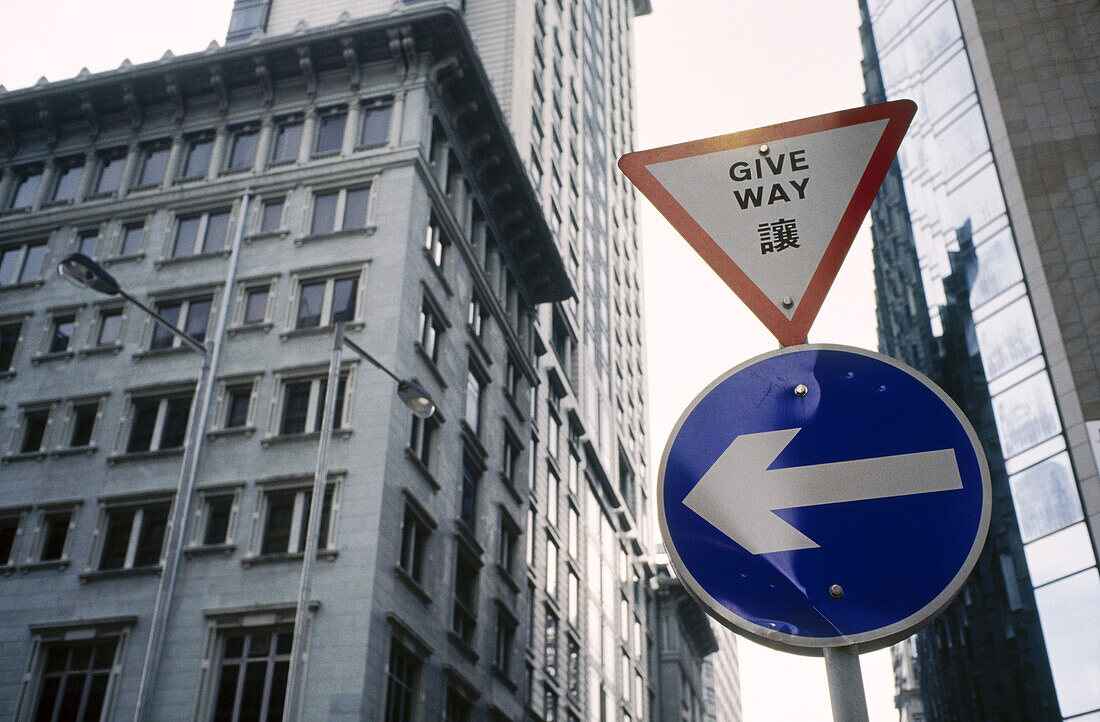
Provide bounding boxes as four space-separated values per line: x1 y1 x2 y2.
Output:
860 0 1100 719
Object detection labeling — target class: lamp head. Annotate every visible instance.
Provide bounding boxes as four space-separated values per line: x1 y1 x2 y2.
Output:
397 380 436 419
57 253 122 295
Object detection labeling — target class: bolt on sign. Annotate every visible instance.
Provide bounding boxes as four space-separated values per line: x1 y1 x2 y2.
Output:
619 100 916 346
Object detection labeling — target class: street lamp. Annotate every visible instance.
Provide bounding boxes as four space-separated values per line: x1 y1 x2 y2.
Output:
282 322 435 720
58 252 212 721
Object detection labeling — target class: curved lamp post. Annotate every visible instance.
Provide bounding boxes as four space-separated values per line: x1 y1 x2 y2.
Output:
282 322 434 720
59 253 211 721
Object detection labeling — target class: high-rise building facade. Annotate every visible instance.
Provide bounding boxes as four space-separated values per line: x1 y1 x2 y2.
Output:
859 0 1099 719
0 0 730 720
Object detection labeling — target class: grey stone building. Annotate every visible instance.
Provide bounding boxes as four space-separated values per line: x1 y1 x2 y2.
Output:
0 0 680 719
859 0 1099 718
650 563 717 722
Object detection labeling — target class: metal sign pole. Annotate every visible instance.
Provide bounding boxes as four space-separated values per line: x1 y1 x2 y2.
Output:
824 646 870 722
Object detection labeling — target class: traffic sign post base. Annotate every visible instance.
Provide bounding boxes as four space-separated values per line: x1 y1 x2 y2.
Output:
824 646 869 722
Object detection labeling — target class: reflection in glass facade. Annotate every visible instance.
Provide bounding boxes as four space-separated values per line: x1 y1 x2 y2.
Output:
862 0 1100 718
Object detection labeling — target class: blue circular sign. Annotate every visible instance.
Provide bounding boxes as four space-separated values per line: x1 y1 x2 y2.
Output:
658 345 990 654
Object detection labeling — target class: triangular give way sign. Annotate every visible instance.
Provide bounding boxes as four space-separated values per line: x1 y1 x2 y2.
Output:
619 100 916 346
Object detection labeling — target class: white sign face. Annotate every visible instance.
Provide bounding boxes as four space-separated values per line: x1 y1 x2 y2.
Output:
644 120 887 320
618 100 917 346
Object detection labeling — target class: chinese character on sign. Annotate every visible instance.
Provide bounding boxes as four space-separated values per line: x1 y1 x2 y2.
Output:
758 218 801 255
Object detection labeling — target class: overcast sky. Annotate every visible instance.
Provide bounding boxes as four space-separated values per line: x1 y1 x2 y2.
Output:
0 0 896 719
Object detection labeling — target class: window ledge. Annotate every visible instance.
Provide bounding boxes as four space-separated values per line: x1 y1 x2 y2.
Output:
50 445 99 458
0 279 44 293
279 322 364 341
498 472 523 506
295 226 377 246
80 565 163 582
467 329 492 368
184 543 236 558
495 562 520 594
460 422 489 460
241 549 338 567
455 520 485 558
108 447 184 464
491 664 518 691
3 451 48 463
101 253 145 266
226 322 273 337
260 428 352 446
422 248 454 297
503 390 528 424
20 559 70 573
132 345 194 361
79 343 124 357
447 631 480 663
404 447 440 491
207 425 256 440
31 350 75 364
414 344 448 389
395 566 433 605
0 370 15 381
245 230 290 244
154 249 231 268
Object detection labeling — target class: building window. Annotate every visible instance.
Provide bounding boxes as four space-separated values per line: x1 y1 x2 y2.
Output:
494 605 517 677
1 320 21 371
309 186 371 235
151 295 212 349
90 307 122 348
546 406 561 459
468 295 488 340
418 297 445 364
383 636 422 722
452 549 480 645
77 228 100 258
181 134 214 180
96 499 171 570
503 431 523 488
222 382 254 430
408 413 438 470
224 125 259 173
119 221 145 256
136 141 171 188
545 537 558 596
314 109 347 156
19 407 51 453
171 209 231 257
498 508 519 577
424 216 448 269
210 627 292 721
30 637 121 721
34 508 75 562
464 364 485 435
526 506 536 568
7 165 42 209
0 240 47 286
277 373 348 436
93 149 127 195
359 97 394 148
293 273 359 329
47 314 76 354
68 400 101 448
398 501 432 585
567 637 581 702
49 159 83 202
544 606 559 680
257 483 336 556
567 570 579 625
0 511 21 566
271 116 303 163
546 467 560 528
194 490 238 547
238 284 271 326
460 456 481 530
567 504 579 559
125 392 192 453
259 197 284 234
444 682 474 722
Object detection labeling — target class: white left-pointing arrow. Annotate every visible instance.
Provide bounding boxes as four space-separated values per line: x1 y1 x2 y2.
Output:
681 427 963 555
